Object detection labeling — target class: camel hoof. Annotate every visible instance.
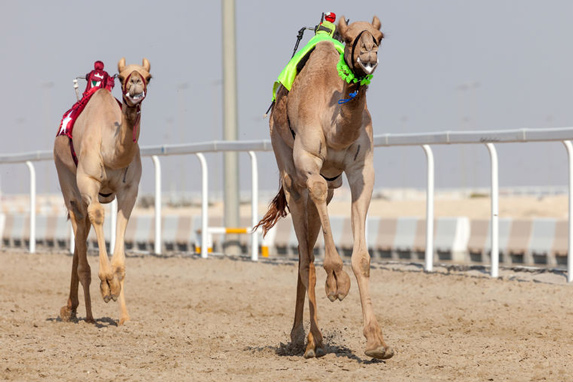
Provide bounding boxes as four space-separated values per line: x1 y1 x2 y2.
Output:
304 349 316 359
119 316 130 326
365 345 394 360
304 346 326 359
100 280 111 302
325 269 351 302
59 306 76 322
85 317 96 325
110 275 122 299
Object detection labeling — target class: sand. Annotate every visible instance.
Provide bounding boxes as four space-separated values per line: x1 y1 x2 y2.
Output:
1 250 572 382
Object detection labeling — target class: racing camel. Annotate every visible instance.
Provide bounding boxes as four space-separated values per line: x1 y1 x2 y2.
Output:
54 58 151 325
256 16 393 359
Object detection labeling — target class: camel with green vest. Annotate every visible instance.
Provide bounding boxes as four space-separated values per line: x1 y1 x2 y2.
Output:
256 16 392 359
53 58 151 325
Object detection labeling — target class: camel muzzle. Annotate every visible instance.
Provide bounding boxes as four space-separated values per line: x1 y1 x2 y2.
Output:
357 56 378 75
125 90 146 105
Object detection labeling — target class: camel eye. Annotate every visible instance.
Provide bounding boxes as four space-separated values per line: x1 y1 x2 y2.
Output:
118 75 125 82
146 76 152 83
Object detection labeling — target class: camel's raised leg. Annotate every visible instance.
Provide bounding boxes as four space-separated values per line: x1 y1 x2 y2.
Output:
76 172 118 304
346 161 394 360
293 146 350 302
110 185 138 325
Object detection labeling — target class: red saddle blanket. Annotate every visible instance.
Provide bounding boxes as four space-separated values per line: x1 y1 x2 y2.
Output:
56 83 121 139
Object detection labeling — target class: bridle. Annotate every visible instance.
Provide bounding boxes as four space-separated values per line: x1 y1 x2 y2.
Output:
121 71 148 106
119 70 149 142
345 29 380 76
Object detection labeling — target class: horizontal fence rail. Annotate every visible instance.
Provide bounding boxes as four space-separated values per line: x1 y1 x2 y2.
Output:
1 126 573 282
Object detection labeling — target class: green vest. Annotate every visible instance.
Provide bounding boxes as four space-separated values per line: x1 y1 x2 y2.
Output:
272 32 344 101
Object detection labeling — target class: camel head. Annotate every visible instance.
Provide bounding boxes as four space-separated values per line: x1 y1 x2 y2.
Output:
338 16 384 78
117 58 152 107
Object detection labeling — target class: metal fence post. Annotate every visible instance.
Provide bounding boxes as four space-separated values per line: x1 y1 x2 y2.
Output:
562 141 573 283
25 161 36 253
196 153 209 258
422 145 434 272
486 143 499 278
152 155 162 255
248 151 259 261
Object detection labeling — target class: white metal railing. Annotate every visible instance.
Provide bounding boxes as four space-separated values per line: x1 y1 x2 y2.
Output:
1 127 573 282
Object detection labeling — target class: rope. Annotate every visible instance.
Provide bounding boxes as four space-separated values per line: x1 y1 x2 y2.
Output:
338 90 359 104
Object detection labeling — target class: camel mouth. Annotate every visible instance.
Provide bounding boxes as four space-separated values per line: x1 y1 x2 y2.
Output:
357 57 378 75
125 91 146 105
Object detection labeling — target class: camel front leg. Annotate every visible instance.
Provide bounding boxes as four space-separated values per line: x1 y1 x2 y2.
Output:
111 185 138 325
77 174 116 304
347 161 394 360
293 146 350 302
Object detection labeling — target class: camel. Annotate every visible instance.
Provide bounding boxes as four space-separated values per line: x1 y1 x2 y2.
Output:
53 58 151 325
256 17 393 359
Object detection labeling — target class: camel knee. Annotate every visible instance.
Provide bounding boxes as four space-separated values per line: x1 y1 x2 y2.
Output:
87 204 105 226
68 200 85 221
308 177 328 203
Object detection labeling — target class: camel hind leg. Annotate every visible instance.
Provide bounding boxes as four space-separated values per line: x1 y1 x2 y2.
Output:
59 199 94 323
54 142 95 324
282 180 326 358
289 190 327 356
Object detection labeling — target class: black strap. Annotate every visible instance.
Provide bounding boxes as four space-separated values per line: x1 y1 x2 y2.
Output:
321 173 342 182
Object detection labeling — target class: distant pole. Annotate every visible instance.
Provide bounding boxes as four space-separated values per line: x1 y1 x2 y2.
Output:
222 0 240 255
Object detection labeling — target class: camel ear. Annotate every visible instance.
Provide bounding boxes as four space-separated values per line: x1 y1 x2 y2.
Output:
338 16 348 39
372 16 381 30
118 57 126 73
142 58 150 72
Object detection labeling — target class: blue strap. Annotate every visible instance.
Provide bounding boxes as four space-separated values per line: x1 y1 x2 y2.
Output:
338 90 358 104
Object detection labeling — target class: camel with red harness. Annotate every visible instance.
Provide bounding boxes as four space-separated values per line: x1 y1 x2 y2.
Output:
256 16 393 359
54 58 151 325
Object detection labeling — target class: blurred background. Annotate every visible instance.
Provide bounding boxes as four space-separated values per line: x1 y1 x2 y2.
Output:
0 0 571 202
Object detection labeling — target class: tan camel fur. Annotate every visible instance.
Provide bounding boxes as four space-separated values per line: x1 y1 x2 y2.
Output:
53 58 151 325
257 17 393 359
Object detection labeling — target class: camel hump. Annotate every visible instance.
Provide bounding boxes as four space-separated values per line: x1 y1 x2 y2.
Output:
272 34 344 101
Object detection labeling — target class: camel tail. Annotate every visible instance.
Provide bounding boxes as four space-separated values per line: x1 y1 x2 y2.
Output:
253 185 289 237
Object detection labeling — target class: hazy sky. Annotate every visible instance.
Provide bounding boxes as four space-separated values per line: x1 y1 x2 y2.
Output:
0 1 572 197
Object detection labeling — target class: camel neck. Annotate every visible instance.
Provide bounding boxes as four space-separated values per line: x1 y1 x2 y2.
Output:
340 83 366 112
336 82 367 139
121 103 141 143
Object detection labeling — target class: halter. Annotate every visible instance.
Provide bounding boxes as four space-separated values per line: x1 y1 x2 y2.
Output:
121 71 147 105
120 71 148 142
338 29 379 104
346 29 379 73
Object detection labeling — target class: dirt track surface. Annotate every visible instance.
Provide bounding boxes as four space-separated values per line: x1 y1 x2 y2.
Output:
1 250 572 381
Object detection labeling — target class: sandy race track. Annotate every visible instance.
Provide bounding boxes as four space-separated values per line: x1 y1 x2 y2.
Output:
1 250 572 381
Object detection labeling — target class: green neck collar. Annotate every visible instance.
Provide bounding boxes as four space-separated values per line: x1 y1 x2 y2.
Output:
337 54 373 86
